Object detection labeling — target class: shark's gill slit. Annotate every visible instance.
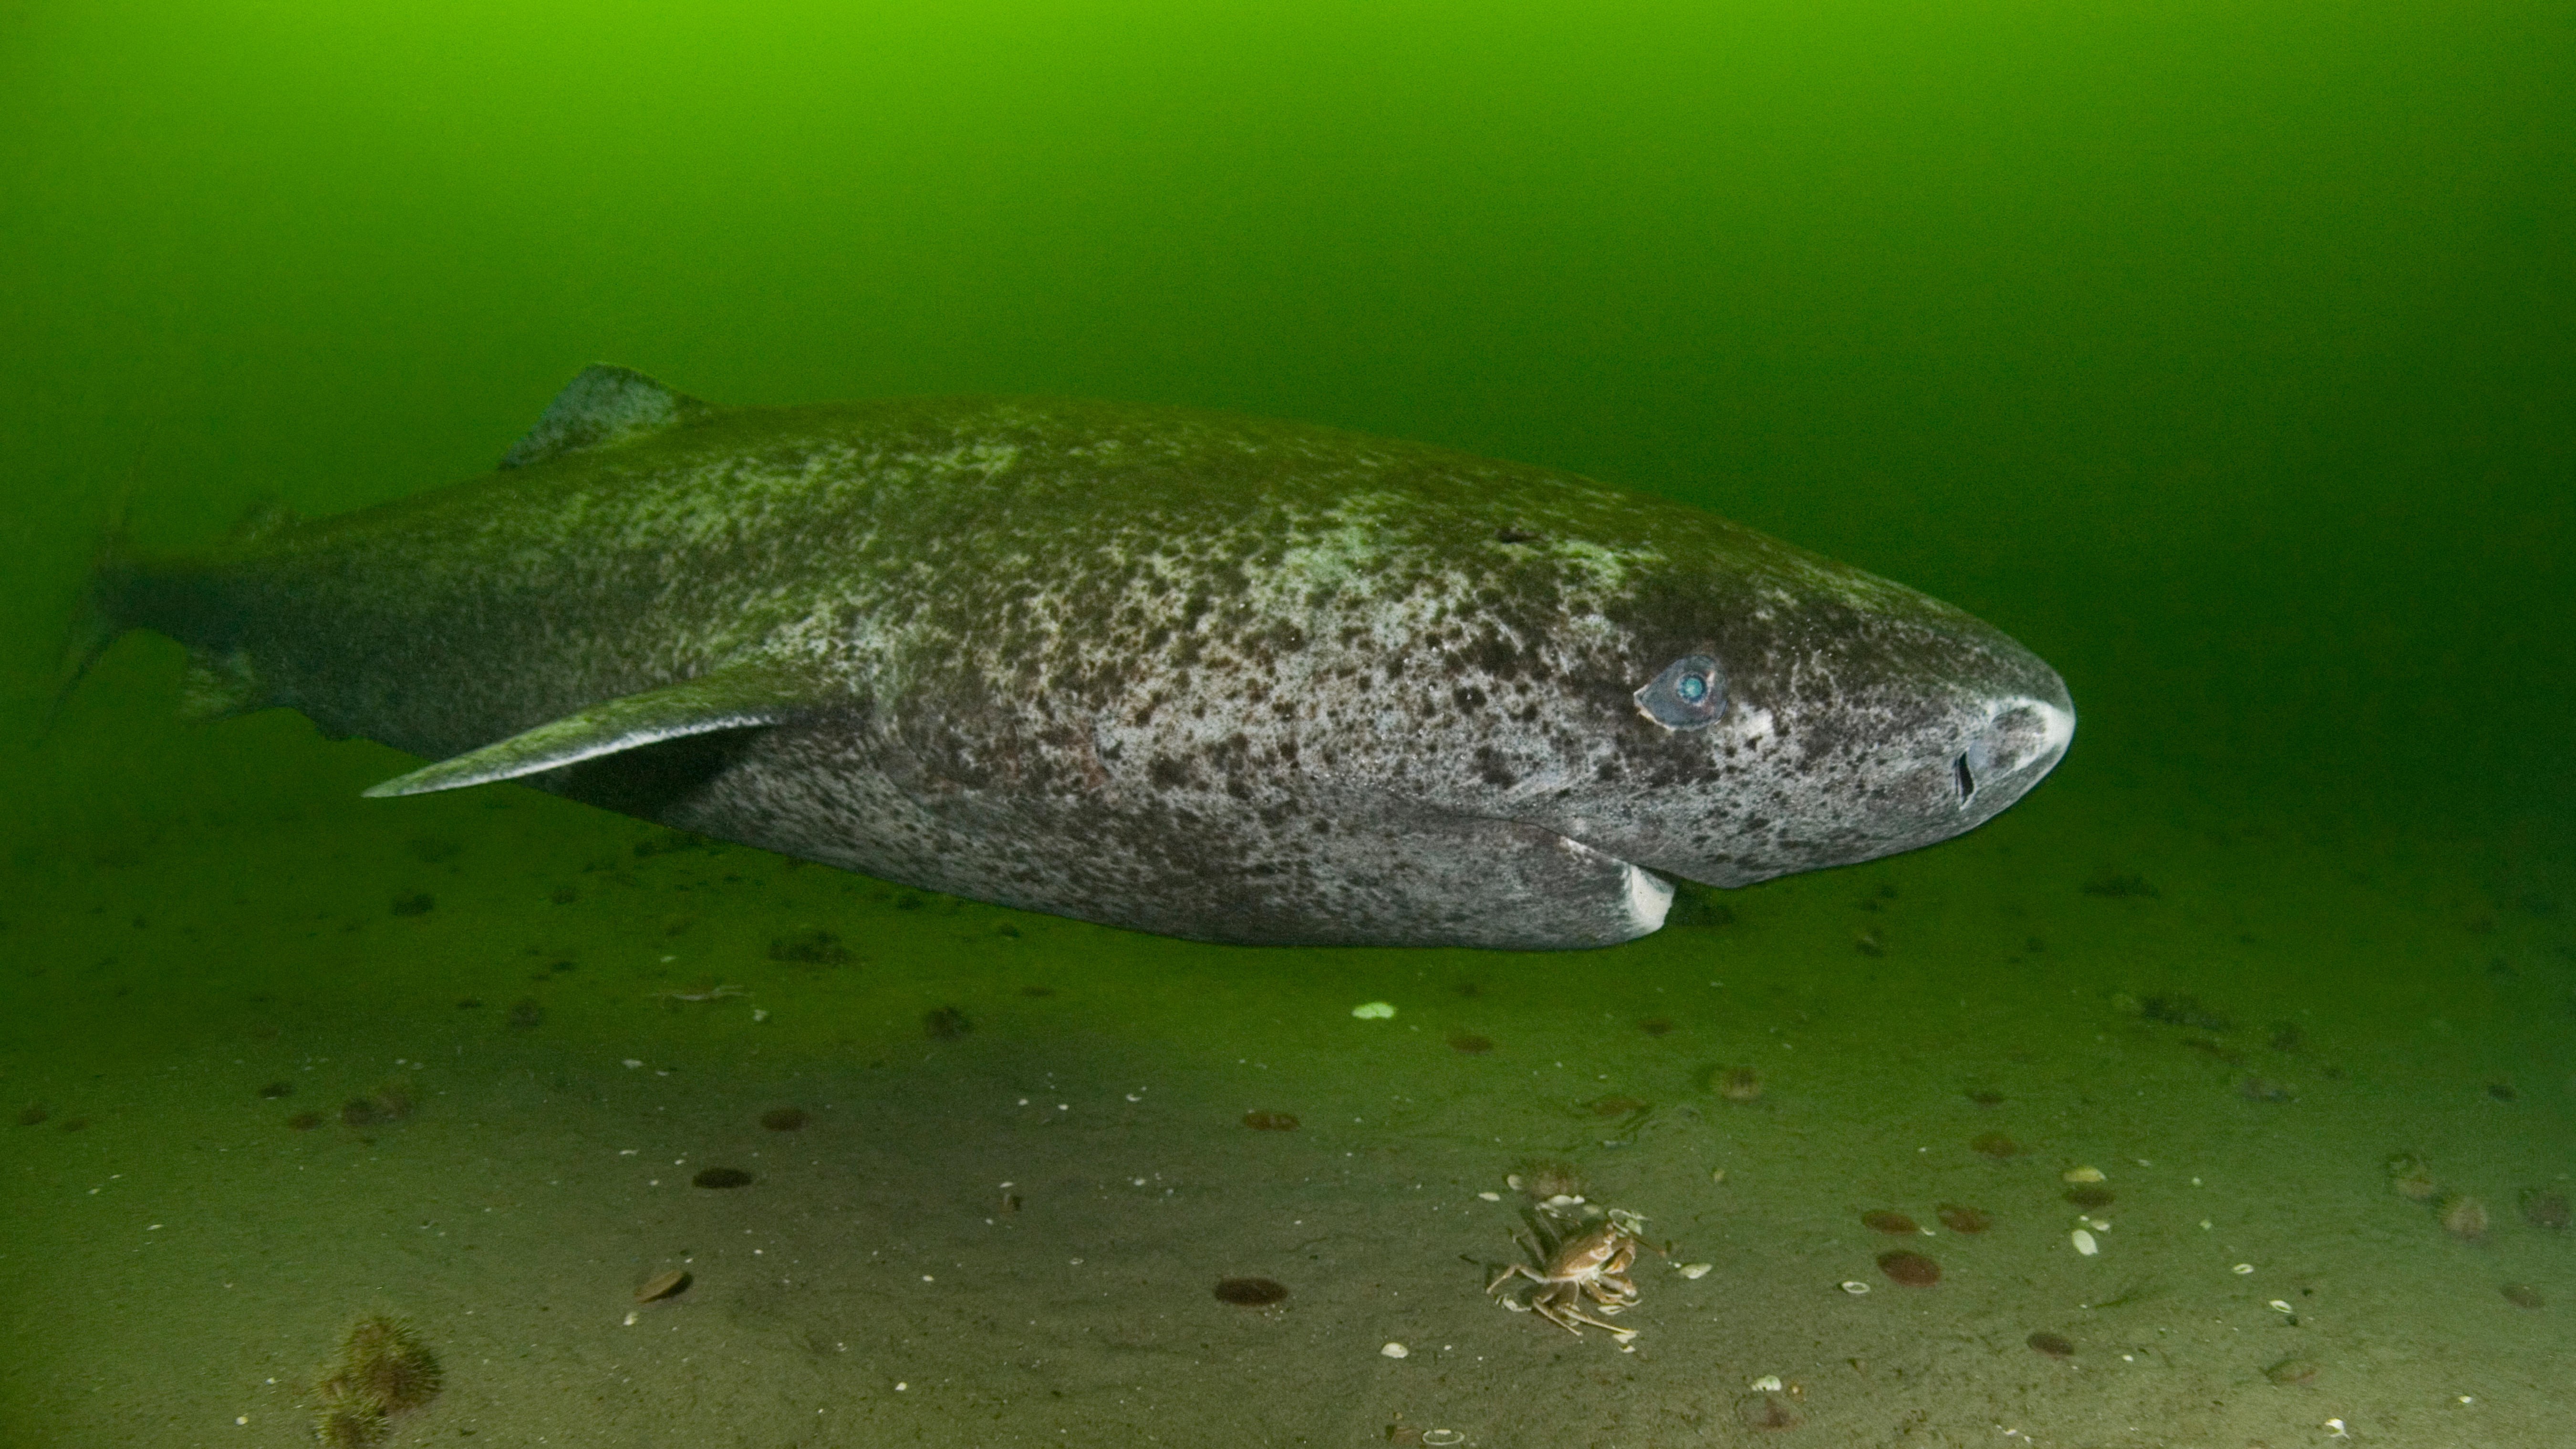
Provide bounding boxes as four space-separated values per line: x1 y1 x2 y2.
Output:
1953 754 1977 805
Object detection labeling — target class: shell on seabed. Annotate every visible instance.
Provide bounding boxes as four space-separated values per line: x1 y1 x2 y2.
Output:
2436 1194 2490 1241
635 1268 692 1303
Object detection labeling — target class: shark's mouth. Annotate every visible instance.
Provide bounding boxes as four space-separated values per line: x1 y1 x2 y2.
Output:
1489 816 1673 938
1551 829 1673 938
1620 856 1676 933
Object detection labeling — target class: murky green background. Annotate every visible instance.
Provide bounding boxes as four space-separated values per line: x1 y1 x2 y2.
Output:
8 0 2570 839
3 4 2569 1445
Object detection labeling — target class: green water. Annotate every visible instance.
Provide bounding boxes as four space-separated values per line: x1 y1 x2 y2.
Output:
3 4 2568 1445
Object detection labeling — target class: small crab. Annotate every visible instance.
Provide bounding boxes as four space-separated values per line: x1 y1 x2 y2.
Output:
1488 1207 1649 1348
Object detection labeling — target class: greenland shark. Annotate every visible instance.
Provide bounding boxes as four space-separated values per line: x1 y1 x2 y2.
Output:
65 366 2072 948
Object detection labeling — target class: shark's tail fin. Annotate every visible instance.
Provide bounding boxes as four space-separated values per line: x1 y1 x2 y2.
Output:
48 488 301 737
45 490 142 737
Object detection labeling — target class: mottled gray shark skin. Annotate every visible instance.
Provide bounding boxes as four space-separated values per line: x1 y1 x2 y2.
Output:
78 366 2074 949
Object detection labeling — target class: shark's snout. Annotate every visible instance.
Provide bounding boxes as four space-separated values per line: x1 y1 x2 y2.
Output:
1956 694 2076 811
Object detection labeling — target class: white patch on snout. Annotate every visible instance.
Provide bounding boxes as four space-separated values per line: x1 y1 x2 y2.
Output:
1974 696 2077 776
1624 864 1675 936
2033 699 2076 756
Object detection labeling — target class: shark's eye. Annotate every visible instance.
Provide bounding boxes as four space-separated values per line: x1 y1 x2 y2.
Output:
1634 654 1726 730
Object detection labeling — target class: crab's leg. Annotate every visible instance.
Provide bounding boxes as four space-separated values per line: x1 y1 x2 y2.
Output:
1532 1296 1590 1336
1550 1299 1640 1339
1583 1274 1641 1307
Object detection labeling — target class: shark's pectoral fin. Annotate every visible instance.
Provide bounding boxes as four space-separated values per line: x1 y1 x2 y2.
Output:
361 659 821 799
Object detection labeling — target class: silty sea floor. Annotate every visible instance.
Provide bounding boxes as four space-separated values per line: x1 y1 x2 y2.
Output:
2 709 2569 1448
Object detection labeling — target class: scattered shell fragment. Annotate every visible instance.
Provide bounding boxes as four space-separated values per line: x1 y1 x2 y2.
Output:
1839 1280 1871 1295
634 1269 692 1303
1379 1341 1410 1358
1351 1001 1397 1020
2062 1166 2106 1183
1421 1433 1466 1448
1714 1066 1766 1102
2437 1193 2490 1241
1476 1191 1501 1201
1676 1262 1714 1279
2232 1263 2255 1274
2070 1229 2099 1256
1750 1374 1784 1391
2385 1153 2439 1201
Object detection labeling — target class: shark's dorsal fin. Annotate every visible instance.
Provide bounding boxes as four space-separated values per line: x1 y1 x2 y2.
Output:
498 364 715 470
361 657 820 797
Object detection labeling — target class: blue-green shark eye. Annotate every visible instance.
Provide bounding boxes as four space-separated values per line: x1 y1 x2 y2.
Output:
1635 654 1726 730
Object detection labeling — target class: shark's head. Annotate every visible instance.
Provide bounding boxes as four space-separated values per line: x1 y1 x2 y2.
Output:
1548 560 2075 890
1361 486 2075 910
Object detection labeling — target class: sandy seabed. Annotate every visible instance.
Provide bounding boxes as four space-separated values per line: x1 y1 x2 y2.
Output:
2 730 2568 1449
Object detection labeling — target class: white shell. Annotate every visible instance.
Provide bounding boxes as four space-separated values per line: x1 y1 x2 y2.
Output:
1380 1341 1410 1359
2071 1229 2100 1256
